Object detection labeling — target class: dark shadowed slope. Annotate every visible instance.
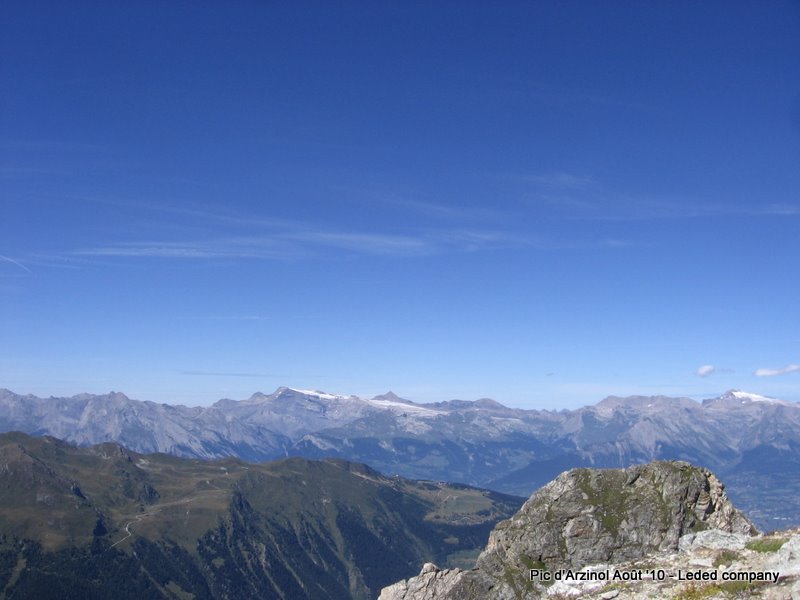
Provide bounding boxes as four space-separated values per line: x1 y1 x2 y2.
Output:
0 432 522 600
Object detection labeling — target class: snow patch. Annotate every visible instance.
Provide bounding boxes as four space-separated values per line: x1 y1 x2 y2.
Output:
288 388 345 401
303 434 338 451
366 398 441 416
730 390 783 403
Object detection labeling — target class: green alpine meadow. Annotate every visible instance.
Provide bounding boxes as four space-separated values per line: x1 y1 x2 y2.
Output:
0 432 521 599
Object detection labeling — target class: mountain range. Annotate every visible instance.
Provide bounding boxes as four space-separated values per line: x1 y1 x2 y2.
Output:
1 387 799 529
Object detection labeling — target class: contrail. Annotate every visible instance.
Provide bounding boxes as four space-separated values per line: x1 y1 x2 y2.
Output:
0 255 32 273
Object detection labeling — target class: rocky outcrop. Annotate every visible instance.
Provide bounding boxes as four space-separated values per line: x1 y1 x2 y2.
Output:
379 564 469 600
379 461 758 600
541 529 800 600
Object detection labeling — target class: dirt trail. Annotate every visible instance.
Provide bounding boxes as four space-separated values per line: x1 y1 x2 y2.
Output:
108 489 225 549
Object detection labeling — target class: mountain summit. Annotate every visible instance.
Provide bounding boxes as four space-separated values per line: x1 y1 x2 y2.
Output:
379 461 763 600
704 389 794 407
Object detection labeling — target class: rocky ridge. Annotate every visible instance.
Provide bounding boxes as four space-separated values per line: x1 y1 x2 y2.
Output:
379 461 788 600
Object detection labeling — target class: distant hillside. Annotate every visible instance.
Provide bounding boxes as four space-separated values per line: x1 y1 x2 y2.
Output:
0 432 522 600
2 387 799 528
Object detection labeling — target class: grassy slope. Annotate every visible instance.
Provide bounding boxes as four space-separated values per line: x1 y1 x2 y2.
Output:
0 432 522 599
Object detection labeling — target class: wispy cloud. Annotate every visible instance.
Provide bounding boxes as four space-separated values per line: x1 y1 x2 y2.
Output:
602 200 800 221
283 231 431 256
517 169 800 222
761 204 800 216
0 255 32 273
23 187 642 271
564 197 800 223
60 195 490 259
290 228 631 255
754 364 800 377
696 365 716 377
599 239 636 248
67 224 636 266
71 223 530 262
74 237 298 261
376 196 505 222
79 246 219 258
325 181 510 224
67 195 301 231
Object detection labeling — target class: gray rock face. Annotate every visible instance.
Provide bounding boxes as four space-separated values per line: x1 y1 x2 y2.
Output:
679 529 750 552
766 535 800 578
379 564 469 600
380 461 757 600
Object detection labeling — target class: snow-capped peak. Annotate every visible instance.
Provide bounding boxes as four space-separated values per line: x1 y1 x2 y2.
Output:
287 388 346 401
722 389 789 404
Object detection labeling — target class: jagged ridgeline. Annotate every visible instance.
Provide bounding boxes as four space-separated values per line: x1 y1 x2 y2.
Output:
0 432 522 600
381 461 758 600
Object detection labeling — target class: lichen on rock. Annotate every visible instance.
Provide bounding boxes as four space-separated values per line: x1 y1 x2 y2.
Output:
379 461 758 600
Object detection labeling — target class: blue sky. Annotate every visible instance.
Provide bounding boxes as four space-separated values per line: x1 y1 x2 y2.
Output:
2 1 799 408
